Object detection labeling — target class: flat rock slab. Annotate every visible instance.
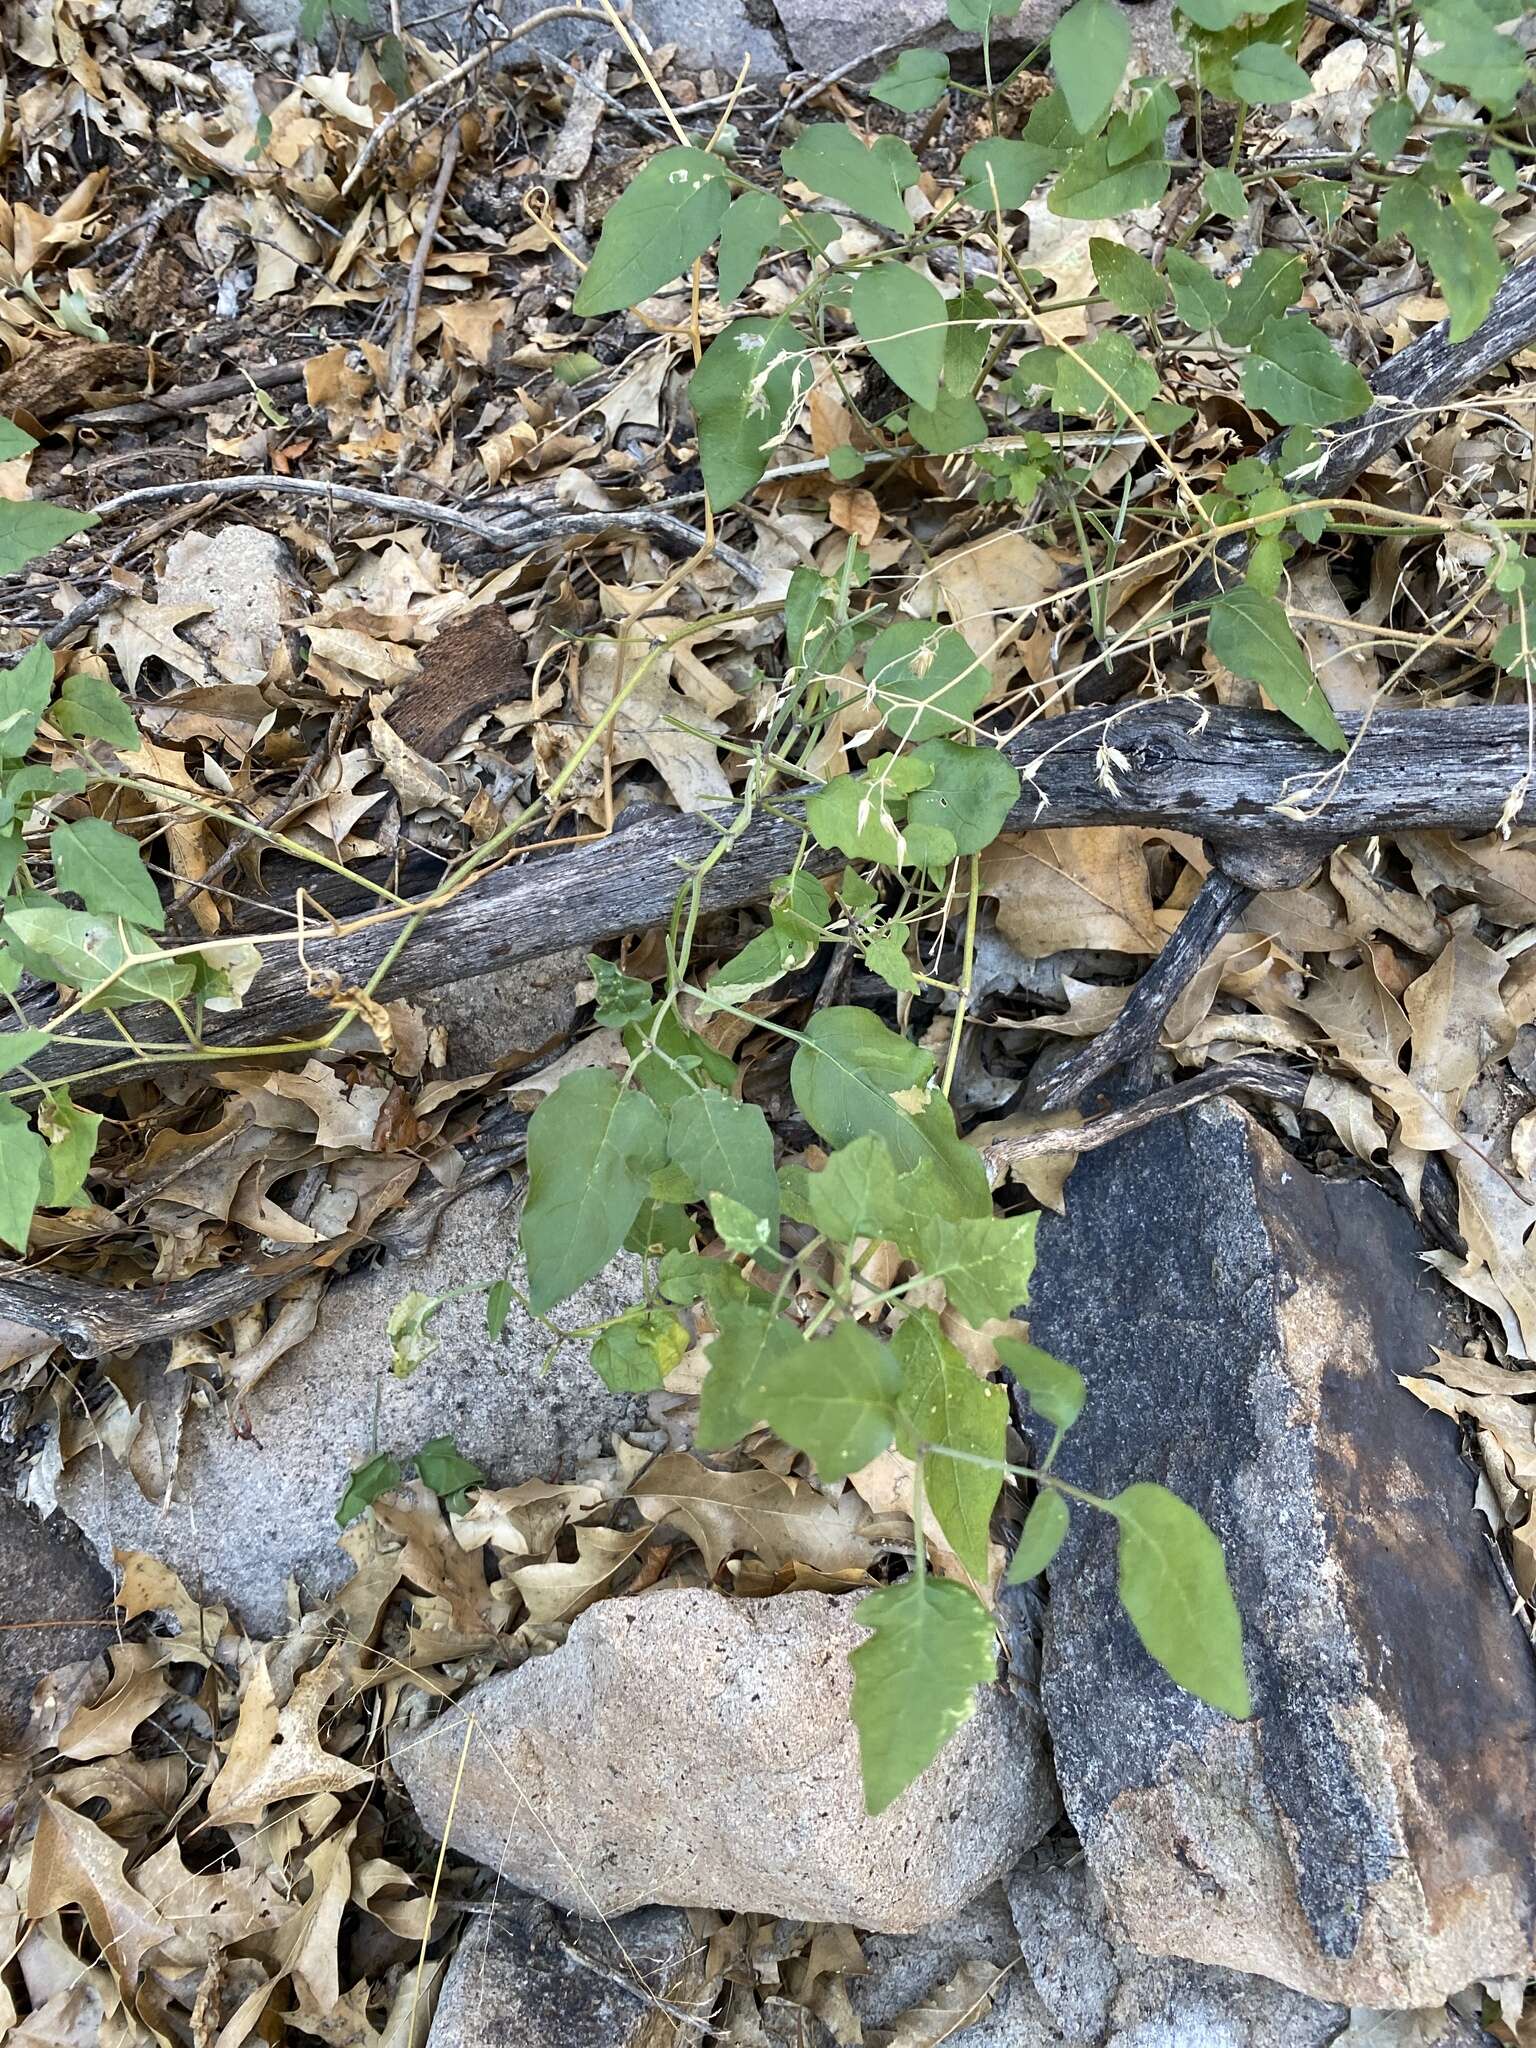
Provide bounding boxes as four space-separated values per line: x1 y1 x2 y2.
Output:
428 1896 707 2048
57 1183 642 1638
395 1586 1058 1931
0 1491 116 1743
156 524 300 686
1028 1101 1536 2006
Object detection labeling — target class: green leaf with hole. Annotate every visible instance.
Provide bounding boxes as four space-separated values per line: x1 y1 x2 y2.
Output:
761 1318 901 1481
573 147 730 316
1229 41 1310 102
850 263 949 413
691 316 807 512
1240 316 1371 427
913 1212 1039 1325
1007 1489 1070 1582
3 905 194 1008
1219 249 1305 349
905 740 1020 857
716 189 784 305
850 1577 998 1814
1111 1482 1250 1717
1090 239 1167 317
994 1336 1086 1431
1052 0 1129 134
863 618 989 744
668 1088 780 1248
336 1452 402 1528
521 1068 668 1313
782 125 918 236
39 1089 100 1209
895 1310 1007 1579
871 47 951 111
0 500 96 577
1209 585 1346 752
0 642 55 761
592 1307 691 1392
51 819 164 931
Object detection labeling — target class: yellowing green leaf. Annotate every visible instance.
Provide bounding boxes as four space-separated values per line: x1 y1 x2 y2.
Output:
592 1307 691 1392
850 1578 998 1814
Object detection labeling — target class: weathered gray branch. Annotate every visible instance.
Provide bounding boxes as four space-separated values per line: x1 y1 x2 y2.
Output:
4 699 1534 1093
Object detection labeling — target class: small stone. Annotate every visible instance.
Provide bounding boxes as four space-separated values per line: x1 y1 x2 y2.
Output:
1007 1848 1347 2046
1028 1102 1536 2006
0 1490 116 1743
395 1586 1058 1932
428 1896 708 2048
848 1886 1049 2044
57 1183 643 1638
156 525 300 686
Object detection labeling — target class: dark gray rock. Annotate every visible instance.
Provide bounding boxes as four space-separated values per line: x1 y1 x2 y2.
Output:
428 1896 709 2048
1007 1847 1347 2046
1027 1102 1536 2006
0 1491 116 1743
236 0 788 78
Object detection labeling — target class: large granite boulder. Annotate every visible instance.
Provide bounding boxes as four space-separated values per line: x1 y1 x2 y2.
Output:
1027 1101 1536 2007
57 1182 643 1637
395 1586 1059 1931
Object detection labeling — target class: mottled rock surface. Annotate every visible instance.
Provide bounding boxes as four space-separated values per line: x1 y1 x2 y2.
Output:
156 524 300 685
236 0 788 76
1028 1101 1536 2006
1008 1848 1348 2046
396 1586 1058 1931
57 1183 642 1637
0 1490 116 1742
773 0 1179 86
428 1896 708 2048
418 946 584 1077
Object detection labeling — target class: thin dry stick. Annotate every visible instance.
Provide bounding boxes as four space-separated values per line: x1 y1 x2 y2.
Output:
341 5 603 195
391 121 462 398
73 362 308 429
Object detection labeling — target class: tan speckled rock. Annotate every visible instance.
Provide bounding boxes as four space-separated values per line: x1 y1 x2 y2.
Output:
395 1587 1057 1932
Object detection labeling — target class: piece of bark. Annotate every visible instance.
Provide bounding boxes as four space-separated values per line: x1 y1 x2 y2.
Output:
0 340 178 426
387 604 531 759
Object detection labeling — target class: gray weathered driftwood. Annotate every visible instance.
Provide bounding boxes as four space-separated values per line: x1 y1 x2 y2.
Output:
4 698 1533 1092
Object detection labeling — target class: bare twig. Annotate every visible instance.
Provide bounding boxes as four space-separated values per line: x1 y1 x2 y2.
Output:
1030 869 1258 1114
391 122 462 398
986 1061 1308 1178
73 362 309 430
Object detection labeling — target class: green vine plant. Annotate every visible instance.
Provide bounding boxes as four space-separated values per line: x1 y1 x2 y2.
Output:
4 0 1533 1806
455 0 1535 1806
